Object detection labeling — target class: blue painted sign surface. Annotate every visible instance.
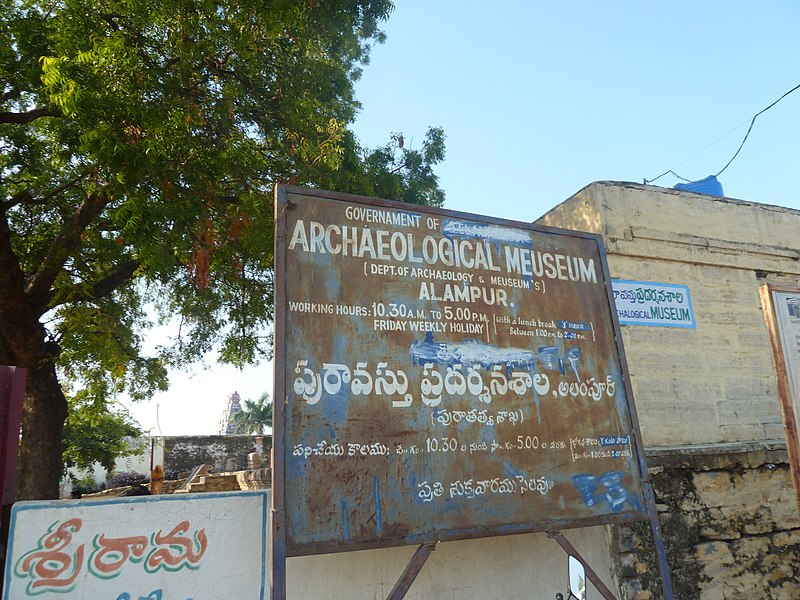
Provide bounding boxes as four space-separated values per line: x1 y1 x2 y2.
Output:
275 187 648 556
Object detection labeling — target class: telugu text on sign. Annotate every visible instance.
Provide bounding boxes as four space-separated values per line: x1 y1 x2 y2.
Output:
275 187 647 555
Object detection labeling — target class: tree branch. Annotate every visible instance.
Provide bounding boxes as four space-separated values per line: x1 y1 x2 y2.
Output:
5 172 89 210
26 190 111 313
0 106 61 125
389 160 409 174
0 88 22 105
40 259 140 312
87 260 140 302
93 260 139 299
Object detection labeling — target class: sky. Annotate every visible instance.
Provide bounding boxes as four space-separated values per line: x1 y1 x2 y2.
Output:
124 1 800 436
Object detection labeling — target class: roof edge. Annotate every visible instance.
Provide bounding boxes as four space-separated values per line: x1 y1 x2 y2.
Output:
562 181 800 216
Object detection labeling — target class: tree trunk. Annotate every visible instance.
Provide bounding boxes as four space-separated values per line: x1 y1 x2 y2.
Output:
16 360 68 500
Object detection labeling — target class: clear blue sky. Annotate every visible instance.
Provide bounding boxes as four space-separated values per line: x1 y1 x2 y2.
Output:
127 1 800 436
354 1 800 219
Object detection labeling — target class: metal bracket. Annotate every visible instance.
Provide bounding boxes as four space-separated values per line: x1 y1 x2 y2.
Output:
386 542 437 600
548 531 617 600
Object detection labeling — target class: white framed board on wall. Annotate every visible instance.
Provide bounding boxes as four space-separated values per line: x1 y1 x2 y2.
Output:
761 284 800 512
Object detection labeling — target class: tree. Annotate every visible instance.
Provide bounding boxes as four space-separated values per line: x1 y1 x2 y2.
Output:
62 395 143 476
313 128 446 207
232 392 273 435
0 0 444 499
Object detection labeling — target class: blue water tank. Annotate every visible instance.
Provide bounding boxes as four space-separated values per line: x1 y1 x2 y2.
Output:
673 175 724 197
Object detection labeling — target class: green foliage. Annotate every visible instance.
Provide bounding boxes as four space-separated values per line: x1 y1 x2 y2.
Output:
3 0 394 362
317 127 446 206
62 395 143 474
0 0 445 488
232 392 273 435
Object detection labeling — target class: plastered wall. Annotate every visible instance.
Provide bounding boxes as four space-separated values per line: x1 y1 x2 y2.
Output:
538 182 800 448
286 525 614 600
538 181 800 599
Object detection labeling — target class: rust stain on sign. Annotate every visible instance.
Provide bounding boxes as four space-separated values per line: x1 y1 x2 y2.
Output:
274 187 647 556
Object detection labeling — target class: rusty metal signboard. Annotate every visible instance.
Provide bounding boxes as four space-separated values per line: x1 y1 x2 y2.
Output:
272 186 649 567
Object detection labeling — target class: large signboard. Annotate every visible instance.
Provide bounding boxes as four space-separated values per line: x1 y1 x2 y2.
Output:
3 492 269 599
273 187 649 559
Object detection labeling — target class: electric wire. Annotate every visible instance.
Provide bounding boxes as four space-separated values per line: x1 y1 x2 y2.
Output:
673 118 752 172
714 82 800 177
644 82 800 185
643 169 690 185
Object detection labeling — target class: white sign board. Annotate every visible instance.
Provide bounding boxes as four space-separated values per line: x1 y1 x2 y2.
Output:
3 491 268 600
611 279 695 328
773 291 800 427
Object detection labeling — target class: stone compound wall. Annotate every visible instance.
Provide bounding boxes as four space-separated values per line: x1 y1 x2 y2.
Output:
611 443 800 600
164 435 272 475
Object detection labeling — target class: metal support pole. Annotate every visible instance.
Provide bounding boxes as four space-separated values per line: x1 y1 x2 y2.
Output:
548 531 617 600
386 542 437 600
643 481 675 600
270 507 286 600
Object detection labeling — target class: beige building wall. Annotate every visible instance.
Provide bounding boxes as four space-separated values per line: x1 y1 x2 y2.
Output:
286 526 613 600
538 181 800 448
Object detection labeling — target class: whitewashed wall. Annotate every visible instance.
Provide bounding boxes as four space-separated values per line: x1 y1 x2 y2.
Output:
286 525 613 600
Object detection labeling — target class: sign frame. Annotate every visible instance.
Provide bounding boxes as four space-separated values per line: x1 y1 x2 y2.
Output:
3 491 269 600
760 283 800 513
612 279 696 328
271 185 665 597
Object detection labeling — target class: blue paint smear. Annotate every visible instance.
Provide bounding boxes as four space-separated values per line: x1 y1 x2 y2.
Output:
532 387 542 424
502 460 523 479
441 219 532 247
608 362 634 428
571 471 642 513
116 590 163 600
409 334 536 369
564 347 581 379
507 299 522 320
324 267 340 300
341 499 350 540
374 478 383 537
538 345 563 375
293 336 354 436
